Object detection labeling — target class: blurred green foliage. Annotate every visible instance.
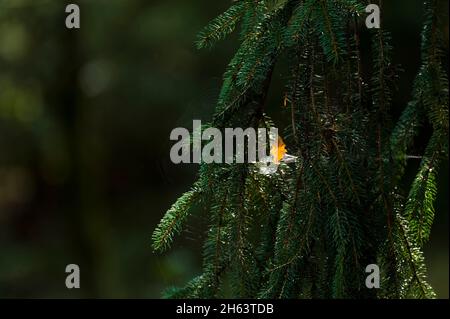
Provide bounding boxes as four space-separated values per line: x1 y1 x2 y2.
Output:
0 0 448 298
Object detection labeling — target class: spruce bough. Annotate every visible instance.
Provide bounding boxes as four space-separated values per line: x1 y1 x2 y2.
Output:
152 0 448 299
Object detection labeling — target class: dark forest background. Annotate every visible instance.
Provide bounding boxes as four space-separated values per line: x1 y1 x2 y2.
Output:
0 0 448 298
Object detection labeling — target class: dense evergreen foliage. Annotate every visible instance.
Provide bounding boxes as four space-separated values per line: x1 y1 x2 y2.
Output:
153 0 448 298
